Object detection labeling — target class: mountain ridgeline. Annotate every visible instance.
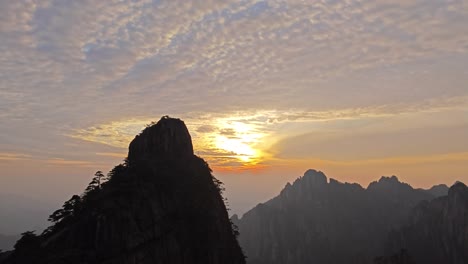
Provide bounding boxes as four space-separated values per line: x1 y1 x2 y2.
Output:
0 117 245 264
1 117 466 264
234 169 467 264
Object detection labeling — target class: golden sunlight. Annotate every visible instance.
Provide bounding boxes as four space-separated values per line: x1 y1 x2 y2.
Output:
211 119 267 165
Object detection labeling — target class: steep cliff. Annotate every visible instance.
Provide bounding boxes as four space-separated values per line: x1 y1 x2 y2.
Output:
1 116 245 264
385 182 468 264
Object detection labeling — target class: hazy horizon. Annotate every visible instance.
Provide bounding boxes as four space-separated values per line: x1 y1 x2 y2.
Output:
1 0 468 236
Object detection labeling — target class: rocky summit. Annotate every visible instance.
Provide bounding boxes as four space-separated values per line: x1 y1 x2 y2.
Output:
0 116 245 264
128 116 194 162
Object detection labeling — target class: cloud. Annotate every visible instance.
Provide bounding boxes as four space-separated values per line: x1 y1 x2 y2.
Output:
265 96 468 123
219 128 237 137
95 152 126 158
1 0 468 172
45 158 104 167
0 152 32 161
2 0 468 121
284 152 468 167
196 125 216 133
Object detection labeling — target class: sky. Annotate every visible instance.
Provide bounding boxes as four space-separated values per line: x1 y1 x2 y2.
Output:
1 0 468 233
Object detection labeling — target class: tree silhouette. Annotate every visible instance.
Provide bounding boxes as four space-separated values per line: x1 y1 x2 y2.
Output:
85 171 104 193
48 195 82 223
14 231 40 251
230 220 240 238
106 164 127 182
11 231 43 262
212 177 225 195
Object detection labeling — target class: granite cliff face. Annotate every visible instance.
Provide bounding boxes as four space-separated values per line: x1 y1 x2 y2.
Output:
385 182 468 264
1 116 245 264
128 117 194 162
236 170 444 264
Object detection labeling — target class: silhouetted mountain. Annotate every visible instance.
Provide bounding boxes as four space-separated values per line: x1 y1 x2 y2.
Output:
423 184 449 197
384 182 468 264
0 234 19 251
236 170 446 264
1 116 245 264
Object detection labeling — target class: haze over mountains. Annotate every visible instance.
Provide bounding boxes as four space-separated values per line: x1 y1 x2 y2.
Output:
0 235 19 252
234 169 467 264
0 193 52 235
0 194 53 251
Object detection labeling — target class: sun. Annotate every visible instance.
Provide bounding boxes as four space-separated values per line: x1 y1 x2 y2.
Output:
215 135 258 161
213 120 264 164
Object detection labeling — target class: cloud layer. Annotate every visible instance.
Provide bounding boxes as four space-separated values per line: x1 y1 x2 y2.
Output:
1 0 468 125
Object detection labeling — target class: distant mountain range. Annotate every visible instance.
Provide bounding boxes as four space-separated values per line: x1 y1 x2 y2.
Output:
233 169 465 264
385 182 468 264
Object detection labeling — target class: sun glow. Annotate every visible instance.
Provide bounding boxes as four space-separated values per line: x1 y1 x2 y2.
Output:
212 120 266 165
216 136 256 156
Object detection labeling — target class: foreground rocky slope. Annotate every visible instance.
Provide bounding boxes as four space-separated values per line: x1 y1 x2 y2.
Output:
1 116 245 264
235 169 449 264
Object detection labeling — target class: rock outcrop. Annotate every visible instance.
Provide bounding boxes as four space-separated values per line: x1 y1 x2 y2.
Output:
1 116 245 264
128 116 194 162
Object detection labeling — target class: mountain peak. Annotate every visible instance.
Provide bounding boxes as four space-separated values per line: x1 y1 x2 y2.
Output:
367 175 413 192
379 175 400 183
128 116 194 162
302 169 327 186
426 184 449 197
449 181 468 197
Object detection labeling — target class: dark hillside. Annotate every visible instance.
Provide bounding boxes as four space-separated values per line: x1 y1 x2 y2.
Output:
1 116 245 264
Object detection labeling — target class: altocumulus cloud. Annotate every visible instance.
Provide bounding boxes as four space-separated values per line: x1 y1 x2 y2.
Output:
0 0 468 167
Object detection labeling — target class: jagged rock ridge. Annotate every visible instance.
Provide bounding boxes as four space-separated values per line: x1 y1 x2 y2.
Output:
236 169 450 264
1 116 245 264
